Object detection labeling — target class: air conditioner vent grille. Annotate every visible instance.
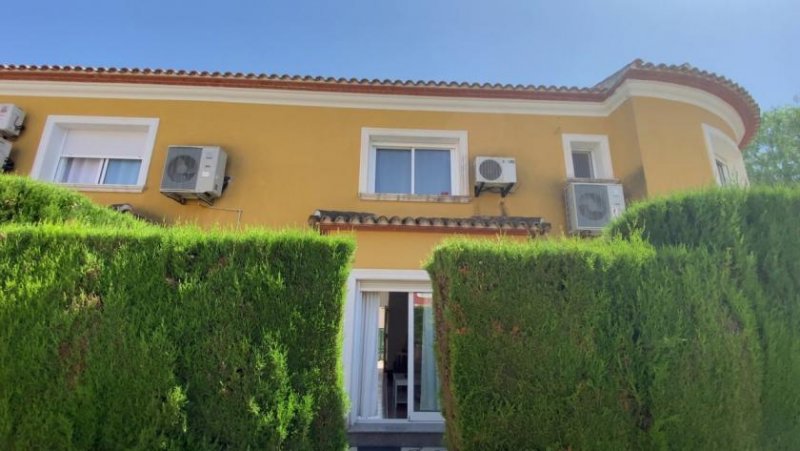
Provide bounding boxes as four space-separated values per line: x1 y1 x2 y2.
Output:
565 182 626 233
162 147 202 190
574 184 611 227
167 155 198 183
478 159 503 181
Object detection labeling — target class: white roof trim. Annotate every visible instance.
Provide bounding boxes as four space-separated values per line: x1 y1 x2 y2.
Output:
0 78 745 143
609 80 745 143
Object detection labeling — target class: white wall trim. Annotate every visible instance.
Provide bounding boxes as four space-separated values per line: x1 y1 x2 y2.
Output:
0 78 745 144
614 80 746 143
31 115 159 190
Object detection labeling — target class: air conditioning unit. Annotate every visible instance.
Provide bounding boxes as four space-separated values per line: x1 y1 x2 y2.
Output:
565 182 626 234
0 104 25 138
160 146 228 205
0 138 12 172
474 156 516 197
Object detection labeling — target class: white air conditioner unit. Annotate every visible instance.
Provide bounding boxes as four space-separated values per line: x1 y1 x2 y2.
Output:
565 181 626 234
474 156 517 197
160 146 228 205
0 138 12 171
0 104 25 138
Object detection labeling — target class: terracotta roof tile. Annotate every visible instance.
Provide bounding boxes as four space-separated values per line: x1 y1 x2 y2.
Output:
0 59 759 146
309 210 550 236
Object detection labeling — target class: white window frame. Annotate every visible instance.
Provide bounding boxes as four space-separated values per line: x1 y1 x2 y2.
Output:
702 124 749 187
31 115 159 192
561 133 614 180
359 127 469 202
715 158 730 185
343 269 445 426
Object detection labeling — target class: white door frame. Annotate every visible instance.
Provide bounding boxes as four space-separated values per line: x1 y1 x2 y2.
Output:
343 269 444 426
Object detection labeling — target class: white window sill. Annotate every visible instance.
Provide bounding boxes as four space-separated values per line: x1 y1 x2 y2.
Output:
359 192 471 203
566 177 620 184
57 183 146 193
348 421 445 433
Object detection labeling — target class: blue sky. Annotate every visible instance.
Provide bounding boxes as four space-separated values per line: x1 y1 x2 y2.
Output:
6 0 799 109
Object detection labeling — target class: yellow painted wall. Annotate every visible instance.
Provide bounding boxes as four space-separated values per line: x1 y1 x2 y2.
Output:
629 97 736 196
607 99 648 201
3 92 740 269
329 230 533 269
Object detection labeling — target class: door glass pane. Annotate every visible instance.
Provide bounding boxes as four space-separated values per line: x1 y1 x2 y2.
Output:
55 157 103 184
413 292 440 412
375 148 411 194
414 149 451 195
359 292 386 419
716 159 729 185
572 151 594 179
103 159 142 185
360 292 408 419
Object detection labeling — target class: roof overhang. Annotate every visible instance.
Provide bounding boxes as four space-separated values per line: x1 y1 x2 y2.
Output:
309 210 551 237
0 60 759 147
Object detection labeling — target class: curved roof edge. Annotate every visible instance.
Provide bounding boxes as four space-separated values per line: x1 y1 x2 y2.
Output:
0 59 759 147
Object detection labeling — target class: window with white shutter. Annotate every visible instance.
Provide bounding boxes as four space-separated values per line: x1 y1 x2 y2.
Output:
32 116 159 191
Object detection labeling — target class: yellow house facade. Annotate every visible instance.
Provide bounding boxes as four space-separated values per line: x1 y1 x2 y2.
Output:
0 60 758 448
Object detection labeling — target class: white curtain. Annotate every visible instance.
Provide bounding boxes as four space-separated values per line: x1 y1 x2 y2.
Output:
358 291 381 418
56 157 102 184
419 304 440 411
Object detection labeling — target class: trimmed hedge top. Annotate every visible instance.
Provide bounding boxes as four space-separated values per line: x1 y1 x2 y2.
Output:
0 175 145 227
607 185 800 250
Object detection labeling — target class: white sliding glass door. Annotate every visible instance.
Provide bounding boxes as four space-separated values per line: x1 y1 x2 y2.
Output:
352 281 443 423
408 292 441 421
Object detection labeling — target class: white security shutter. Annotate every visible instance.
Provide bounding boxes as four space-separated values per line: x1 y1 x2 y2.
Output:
60 128 149 159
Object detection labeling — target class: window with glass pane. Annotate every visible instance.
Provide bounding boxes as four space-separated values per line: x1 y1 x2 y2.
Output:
375 148 412 194
103 159 142 185
55 157 141 185
56 158 103 184
571 151 594 178
716 159 729 185
374 146 451 195
414 149 451 195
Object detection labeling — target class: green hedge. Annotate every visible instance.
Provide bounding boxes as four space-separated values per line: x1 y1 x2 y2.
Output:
0 175 144 227
609 187 800 449
0 224 353 449
427 238 762 450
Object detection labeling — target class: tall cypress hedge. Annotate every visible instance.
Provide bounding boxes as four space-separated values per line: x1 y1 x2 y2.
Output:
0 178 354 449
428 239 762 450
428 186 799 450
609 187 800 449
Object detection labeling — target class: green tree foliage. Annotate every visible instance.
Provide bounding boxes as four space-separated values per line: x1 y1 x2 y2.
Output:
745 106 800 185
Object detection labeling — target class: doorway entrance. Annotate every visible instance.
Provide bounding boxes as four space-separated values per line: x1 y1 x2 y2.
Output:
355 288 442 422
